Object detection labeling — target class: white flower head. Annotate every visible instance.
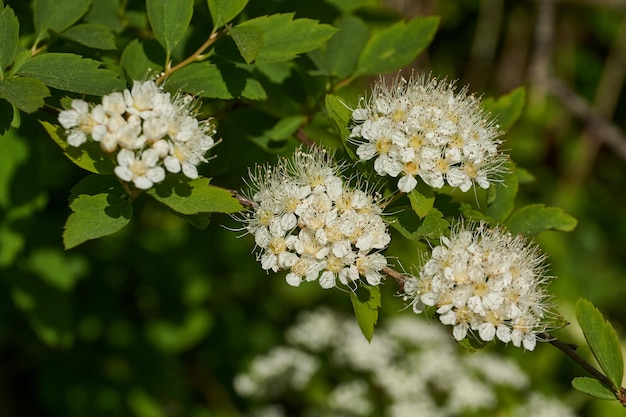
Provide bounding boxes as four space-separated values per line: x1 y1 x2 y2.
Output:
57 78 218 190
350 73 506 193
240 146 390 290
403 221 554 350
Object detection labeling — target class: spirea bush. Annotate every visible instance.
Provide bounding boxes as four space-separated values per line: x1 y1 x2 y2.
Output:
1 0 625 416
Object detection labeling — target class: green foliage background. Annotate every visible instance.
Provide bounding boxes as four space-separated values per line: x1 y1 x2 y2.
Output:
1 0 626 416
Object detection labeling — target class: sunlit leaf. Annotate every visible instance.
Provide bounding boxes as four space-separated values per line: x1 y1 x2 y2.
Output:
572 377 617 401
208 0 248 28
505 204 577 236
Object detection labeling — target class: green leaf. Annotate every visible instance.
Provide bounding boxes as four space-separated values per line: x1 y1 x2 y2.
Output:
60 22 116 50
482 87 526 131
33 0 90 41
576 299 624 392
208 0 248 29
485 160 518 222
0 98 12 134
229 24 263 64
356 16 439 76
146 309 213 353
308 15 369 79
120 40 163 83
323 0 377 12
269 116 305 141
408 186 434 219
147 175 243 215
146 0 194 55
236 13 337 64
166 62 266 100
17 53 125 95
325 94 355 159
389 206 449 240
0 226 24 267
572 377 618 401
0 77 50 113
64 175 132 249
42 121 116 174
25 248 88 291
505 204 577 236
0 5 19 73
350 284 380 342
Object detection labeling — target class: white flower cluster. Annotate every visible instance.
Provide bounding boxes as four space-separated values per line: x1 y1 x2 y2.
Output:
403 221 553 351
242 147 390 289
58 80 216 189
235 308 577 417
350 74 505 193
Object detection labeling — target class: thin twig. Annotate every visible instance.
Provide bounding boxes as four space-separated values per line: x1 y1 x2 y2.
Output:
529 0 556 104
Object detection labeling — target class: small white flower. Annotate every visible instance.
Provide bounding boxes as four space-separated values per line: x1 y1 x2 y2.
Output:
114 148 165 189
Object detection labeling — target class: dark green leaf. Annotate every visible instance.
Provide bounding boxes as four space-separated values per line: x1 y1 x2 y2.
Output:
25 248 88 291
222 108 297 153
64 175 132 249
83 0 125 32
33 0 90 41
505 204 577 236
323 0 377 12
42 121 116 174
0 225 23 267
120 40 163 83
485 160 517 222
146 0 194 55
237 13 337 64
60 23 116 50
0 98 11 134
208 0 248 28
166 62 266 100
350 284 380 342
576 299 624 392
408 186 434 219
308 15 369 79
482 87 526 131
389 206 449 240
356 16 439 75
147 175 243 215
0 77 49 113
229 24 263 64
0 5 19 72
17 53 125 95
572 377 618 401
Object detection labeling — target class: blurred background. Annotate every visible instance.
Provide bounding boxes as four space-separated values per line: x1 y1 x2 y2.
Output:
2 0 626 416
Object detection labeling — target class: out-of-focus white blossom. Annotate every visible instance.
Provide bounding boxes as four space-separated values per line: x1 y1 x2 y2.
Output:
403 221 554 351
239 147 391 289
58 79 217 189
350 73 506 193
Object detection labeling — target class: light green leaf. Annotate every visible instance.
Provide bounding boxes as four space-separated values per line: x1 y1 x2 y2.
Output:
60 22 116 50
308 15 369 79
33 0 91 41
237 13 337 64
485 160 518 222
17 53 125 95
147 176 243 215
325 94 355 159
0 226 23 267
0 77 50 113
356 16 439 76
120 40 163 83
64 175 132 249
208 0 248 28
229 24 263 64
146 0 194 55
409 186 434 219
42 121 116 174
166 62 266 100
389 206 449 240
482 87 526 131
576 299 624 392
572 377 618 401
147 309 213 353
0 5 19 73
350 284 380 342
505 204 577 236
25 248 88 291
269 116 305 141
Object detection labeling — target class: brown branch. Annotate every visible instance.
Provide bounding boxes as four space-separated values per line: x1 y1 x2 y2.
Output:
548 77 626 162
529 0 556 103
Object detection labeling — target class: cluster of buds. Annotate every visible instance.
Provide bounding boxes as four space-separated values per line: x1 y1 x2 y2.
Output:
58 79 216 189
242 147 391 289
